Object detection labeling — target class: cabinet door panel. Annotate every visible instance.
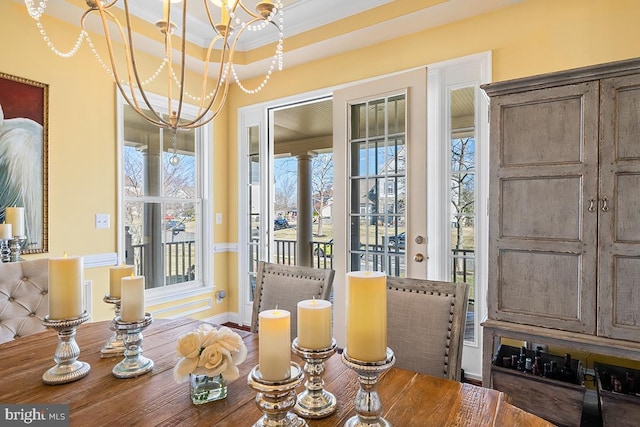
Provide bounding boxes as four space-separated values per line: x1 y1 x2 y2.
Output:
501 176 581 241
499 250 582 320
599 74 640 341
489 82 598 334
502 96 584 166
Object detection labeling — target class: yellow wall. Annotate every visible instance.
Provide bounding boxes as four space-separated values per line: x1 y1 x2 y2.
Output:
3 0 640 329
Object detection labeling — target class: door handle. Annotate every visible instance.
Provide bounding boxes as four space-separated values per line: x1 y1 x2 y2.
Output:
414 253 425 263
601 197 609 212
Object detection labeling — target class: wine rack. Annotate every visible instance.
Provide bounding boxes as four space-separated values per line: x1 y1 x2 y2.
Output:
491 345 586 427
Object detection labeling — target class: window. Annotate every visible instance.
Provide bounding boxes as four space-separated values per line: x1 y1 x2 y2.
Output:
119 92 211 297
449 86 477 341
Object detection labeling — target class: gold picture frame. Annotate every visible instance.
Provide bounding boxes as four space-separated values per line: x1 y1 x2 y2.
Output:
0 71 49 254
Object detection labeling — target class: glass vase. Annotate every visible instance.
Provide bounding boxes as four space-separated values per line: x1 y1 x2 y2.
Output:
189 373 227 405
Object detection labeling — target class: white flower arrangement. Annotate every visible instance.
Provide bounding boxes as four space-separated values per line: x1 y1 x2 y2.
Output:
173 324 248 383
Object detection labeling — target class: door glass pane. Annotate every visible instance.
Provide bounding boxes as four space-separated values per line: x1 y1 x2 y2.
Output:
349 95 406 276
449 86 476 342
248 125 260 302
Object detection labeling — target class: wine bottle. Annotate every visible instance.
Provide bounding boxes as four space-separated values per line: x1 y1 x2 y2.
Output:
517 346 526 372
559 353 574 383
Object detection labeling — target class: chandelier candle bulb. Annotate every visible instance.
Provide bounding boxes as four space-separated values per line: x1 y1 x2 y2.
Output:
0 223 11 240
258 308 291 381
297 299 332 349
109 263 135 298
5 207 24 237
121 274 145 322
48 254 84 320
221 0 229 23
346 271 387 362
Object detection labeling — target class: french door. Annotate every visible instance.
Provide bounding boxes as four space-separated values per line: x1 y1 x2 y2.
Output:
331 68 429 347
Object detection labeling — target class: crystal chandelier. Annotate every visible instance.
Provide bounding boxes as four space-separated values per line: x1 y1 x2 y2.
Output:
24 0 284 131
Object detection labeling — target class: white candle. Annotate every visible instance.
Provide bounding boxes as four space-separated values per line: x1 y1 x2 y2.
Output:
48 254 84 320
259 309 291 381
5 207 24 237
121 274 145 322
0 223 11 240
109 263 135 298
346 271 387 362
297 299 332 349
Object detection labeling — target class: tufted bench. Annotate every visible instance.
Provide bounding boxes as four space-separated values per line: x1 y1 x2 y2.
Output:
0 258 49 344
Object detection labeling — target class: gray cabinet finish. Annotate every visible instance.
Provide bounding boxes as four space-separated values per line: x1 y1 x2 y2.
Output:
482 58 640 386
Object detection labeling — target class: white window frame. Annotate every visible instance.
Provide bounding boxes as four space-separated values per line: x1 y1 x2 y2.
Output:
116 89 214 306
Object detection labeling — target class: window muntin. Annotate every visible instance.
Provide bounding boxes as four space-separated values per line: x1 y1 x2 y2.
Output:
349 95 406 276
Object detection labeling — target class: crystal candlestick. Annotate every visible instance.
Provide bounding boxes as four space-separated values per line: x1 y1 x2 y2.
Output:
247 362 308 427
9 236 26 262
112 313 154 378
101 295 125 357
341 348 395 427
291 337 337 419
42 311 91 385
0 239 9 262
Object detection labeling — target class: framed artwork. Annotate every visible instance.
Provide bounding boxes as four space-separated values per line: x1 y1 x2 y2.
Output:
0 72 48 254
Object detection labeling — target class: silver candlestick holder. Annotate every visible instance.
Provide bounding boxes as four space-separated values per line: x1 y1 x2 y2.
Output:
101 295 125 358
291 337 337 419
247 362 308 427
0 239 10 262
42 311 91 385
9 236 26 262
341 348 395 427
111 313 154 378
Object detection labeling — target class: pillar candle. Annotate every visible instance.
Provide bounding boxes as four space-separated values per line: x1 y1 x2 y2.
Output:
346 271 387 362
259 308 291 381
121 274 145 322
109 263 135 298
0 223 11 240
297 299 332 349
48 254 84 320
5 207 24 237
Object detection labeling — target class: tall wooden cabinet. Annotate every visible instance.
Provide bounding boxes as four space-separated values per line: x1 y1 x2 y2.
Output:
482 57 640 385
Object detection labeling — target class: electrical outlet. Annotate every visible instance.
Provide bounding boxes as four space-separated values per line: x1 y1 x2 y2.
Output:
95 213 110 229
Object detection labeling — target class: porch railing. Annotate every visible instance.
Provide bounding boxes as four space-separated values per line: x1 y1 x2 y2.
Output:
131 238 474 288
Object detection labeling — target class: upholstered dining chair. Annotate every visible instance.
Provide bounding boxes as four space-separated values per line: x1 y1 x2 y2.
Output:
386 277 469 381
251 261 335 339
0 258 49 344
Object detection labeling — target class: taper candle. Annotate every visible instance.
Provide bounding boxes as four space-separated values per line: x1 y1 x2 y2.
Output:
109 263 135 298
121 274 145 322
259 308 291 381
5 207 24 237
0 223 11 240
297 299 332 349
346 271 387 362
48 254 84 320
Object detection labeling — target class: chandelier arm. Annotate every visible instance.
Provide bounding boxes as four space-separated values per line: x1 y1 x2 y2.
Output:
172 0 190 129
121 0 171 127
87 3 167 127
235 1 264 20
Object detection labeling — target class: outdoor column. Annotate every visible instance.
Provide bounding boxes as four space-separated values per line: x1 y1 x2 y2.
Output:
296 153 314 266
142 133 164 288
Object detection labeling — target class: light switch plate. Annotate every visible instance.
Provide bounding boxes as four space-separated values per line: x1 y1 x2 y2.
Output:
95 213 110 229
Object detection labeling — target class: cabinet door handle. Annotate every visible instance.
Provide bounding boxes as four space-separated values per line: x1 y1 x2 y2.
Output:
588 198 596 212
601 197 610 212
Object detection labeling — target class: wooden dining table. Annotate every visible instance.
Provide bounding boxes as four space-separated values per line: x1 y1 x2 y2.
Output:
0 317 553 426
